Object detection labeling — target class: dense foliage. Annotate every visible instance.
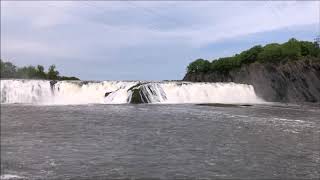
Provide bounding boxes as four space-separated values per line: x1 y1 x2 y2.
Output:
0 60 79 80
187 38 320 73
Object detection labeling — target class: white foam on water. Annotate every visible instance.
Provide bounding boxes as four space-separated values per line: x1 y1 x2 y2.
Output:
0 174 24 180
51 81 137 104
0 80 265 105
157 82 264 104
0 80 52 104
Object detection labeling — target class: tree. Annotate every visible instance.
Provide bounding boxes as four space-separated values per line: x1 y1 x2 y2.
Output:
186 38 320 75
238 45 263 64
257 43 282 63
281 38 301 59
16 66 38 79
36 65 46 79
0 60 17 78
58 76 80 80
0 60 79 80
187 59 211 73
47 65 59 80
211 57 241 72
300 41 319 57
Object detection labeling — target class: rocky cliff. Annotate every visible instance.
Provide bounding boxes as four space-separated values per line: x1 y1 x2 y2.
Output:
183 58 320 103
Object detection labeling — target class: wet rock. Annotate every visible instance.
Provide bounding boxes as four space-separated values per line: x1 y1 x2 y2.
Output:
183 58 320 103
49 80 57 92
104 92 112 97
127 84 149 104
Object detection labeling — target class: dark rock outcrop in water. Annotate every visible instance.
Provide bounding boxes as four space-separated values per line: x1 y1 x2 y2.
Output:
128 84 149 104
183 59 320 102
104 92 112 97
127 83 167 104
129 88 145 104
50 80 58 92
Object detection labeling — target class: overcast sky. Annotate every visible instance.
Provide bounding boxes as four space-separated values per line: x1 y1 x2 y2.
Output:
1 1 319 80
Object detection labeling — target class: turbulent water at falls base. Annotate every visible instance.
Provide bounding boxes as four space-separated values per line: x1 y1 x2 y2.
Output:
0 79 265 104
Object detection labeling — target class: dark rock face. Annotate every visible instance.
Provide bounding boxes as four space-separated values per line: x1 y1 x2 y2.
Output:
128 87 149 104
104 92 112 97
183 59 320 103
129 88 143 104
50 80 57 87
49 80 58 93
127 83 167 104
127 83 149 104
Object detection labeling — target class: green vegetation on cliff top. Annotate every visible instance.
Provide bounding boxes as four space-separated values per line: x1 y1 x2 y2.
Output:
0 60 79 80
187 38 320 74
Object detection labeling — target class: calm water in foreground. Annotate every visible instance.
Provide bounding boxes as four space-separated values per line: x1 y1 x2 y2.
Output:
1 104 320 179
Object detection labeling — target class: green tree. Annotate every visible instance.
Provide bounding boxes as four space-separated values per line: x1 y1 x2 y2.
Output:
238 45 263 64
47 65 59 80
0 60 17 78
16 66 38 79
186 38 320 74
36 65 46 79
58 76 80 80
0 60 79 80
257 43 282 63
281 38 301 59
211 57 241 72
300 41 319 57
187 59 211 73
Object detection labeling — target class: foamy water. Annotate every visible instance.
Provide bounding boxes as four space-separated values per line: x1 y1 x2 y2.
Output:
0 174 24 180
0 79 265 105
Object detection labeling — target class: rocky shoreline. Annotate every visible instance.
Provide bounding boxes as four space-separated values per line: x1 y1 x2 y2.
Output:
183 58 320 103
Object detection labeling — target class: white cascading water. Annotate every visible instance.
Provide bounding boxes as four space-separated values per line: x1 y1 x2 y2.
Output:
52 81 137 104
142 82 264 104
0 80 52 104
0 79 265 105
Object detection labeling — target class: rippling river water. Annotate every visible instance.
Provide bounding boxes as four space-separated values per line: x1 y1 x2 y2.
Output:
1 104 319 179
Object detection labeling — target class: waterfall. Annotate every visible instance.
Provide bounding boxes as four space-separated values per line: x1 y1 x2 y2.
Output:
158 82 263 104
0 80 52 104
52 81 137 104
0 79 265 105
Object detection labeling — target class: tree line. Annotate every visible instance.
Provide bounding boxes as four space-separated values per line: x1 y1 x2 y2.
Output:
0 59 79 80
187 38 320 73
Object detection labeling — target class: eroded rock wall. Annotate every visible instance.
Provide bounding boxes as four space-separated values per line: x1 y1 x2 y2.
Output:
183 59 320 102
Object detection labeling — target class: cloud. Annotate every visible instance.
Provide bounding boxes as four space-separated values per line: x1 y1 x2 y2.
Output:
1 1 318 80
4 39 57 55
1 1 78 28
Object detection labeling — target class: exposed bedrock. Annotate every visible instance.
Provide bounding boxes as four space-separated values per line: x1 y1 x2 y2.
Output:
127 84 149 104
127 83 167 104
49 80 58 93
183 59 320 103
104 92 113 97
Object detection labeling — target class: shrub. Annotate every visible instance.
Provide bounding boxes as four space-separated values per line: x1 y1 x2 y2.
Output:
187 59 211 73
257 43 282 63
186 38 320 74
0 60 79 80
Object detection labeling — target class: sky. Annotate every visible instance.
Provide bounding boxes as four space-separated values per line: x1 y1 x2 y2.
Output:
1 1 319 80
